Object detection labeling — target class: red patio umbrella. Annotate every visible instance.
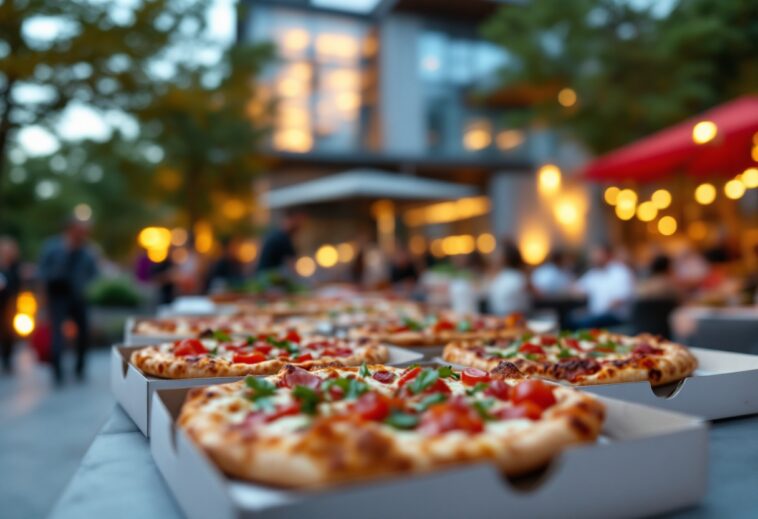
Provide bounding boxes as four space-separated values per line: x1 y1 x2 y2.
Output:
584 96 758 183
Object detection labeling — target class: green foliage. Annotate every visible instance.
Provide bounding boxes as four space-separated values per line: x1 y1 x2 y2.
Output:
0 0 272 259
87 277 143 308
482 0 758 153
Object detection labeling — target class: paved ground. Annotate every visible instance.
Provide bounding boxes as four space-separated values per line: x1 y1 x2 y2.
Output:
0 346 113 519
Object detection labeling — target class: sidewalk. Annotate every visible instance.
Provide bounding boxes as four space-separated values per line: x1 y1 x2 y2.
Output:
0 346 113 519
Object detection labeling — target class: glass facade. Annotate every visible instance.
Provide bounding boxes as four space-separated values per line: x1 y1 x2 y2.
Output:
247 6 376 153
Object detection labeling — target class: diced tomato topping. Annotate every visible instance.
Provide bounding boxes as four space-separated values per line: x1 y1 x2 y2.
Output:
285 330 301 343
327 384 345 401
564 338 582 351
518 343 545 355
253 344 273 355
496 402 543 421
397 366 421 387
418 397 483 435
540 335 558 346
352 392 391 421
511 380 556 410
277 352 291 359
434 320 455 331
372 370 396 384
232 352 266 364
280 366 322 389
321 347 354 358
173 338 207 357
461 368 491 386
633 343 663 355
484 380 511 401
293 353 313 362
265 403 301 423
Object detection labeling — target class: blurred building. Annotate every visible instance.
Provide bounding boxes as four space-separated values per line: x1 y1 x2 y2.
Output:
239 0 596 265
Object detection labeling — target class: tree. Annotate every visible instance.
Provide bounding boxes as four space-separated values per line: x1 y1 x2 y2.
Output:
482 0 758 154
0 0 209 222
133 42 273 232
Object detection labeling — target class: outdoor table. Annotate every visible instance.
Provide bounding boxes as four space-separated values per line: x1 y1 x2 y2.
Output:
49 405 758 519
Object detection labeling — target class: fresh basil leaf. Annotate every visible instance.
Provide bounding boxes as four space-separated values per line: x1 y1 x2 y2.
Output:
575 330 594 341
208 346 219 357
292 385 320 415
409 368 439 395
414 393 448 412
598 341 617 351
245 377 277 400
456 320 472 332
359 363 370 377
557 348 574 359
385 411 419 430
212 330 232 342
402 317 423 331
466 382 489 396
472 399 495 421
525 353 540 361
437 365 460 380
266 336 287 348
246 336 255 345
520 331 534 342
346 379 369 400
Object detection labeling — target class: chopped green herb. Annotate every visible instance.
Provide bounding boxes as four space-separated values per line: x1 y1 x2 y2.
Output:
385 411 419 430
408 368 439 394
266 336 287 347
292 385 320 415
456 320 472 332
245 377 277 401
525 353 540 361
212 330 232 342
402 317 423 331
472 399 495 421
359 363 371 377
557 348 574 359
323 378 369 400
466 382 489 396
208 346 219 357
520 331 535 342
414 393 448 412
598 341 618 352
246 336 255 345
437 365 460 380
575 330 594 341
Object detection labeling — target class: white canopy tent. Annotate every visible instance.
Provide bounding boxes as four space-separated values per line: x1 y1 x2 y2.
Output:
263 169 478 209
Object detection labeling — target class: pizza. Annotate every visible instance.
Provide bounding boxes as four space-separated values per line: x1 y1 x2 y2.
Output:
178 363 604 488
130 330 388 379
443 329 698 386
349 313 525 347
237 296 424 320
132 314 274 338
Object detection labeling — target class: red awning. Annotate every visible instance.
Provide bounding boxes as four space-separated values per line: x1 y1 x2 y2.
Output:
584 96 758 183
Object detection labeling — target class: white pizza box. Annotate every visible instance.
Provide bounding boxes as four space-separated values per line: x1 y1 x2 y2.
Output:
436 347 758 421
150 388 708 519
110 344 423 437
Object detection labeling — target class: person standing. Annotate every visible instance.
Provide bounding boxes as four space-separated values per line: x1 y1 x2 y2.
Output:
531 250 574 295
0 236 21 373
256 209 306 274
38 219 98 384
571 244 635 329
204 237 245 293
487 240 531 316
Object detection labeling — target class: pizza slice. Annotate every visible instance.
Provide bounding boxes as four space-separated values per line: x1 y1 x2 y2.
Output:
130 330 388 379
349 312 525 347
443 329 698 386
178 363 604 487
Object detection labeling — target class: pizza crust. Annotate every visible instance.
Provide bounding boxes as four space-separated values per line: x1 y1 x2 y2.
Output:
178 366 604 488
131 343 389 379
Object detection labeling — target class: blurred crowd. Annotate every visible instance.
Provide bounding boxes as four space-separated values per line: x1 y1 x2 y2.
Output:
1 209 757 386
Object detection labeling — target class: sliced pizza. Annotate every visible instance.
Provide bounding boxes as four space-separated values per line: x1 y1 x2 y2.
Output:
130 330 388 379
178 363 604 488
443 329 698 386
132 314 274 338
349 312 526 347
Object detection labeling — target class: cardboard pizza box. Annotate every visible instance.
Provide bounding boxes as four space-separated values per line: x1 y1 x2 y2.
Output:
110 344 423 437
150 388 708 519
436 347 758 420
